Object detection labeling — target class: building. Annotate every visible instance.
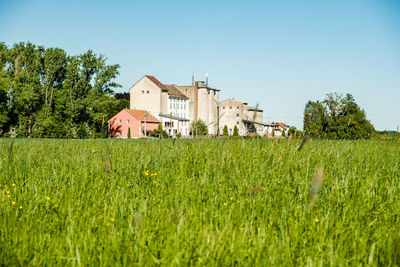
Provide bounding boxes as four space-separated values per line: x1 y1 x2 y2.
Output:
175 81 219 135
108 109 159 138
130 75 219 136
130 75 190 137
265 122 290 137
218 98 267 136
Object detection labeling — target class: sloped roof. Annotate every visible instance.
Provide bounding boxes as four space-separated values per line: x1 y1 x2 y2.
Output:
125 109 159 123
164 84 189 99
145 75 168 91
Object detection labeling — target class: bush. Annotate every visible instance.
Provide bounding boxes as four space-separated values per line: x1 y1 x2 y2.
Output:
190 120 208 136
233 125 239 136
149 123 168 138
223 125 229 136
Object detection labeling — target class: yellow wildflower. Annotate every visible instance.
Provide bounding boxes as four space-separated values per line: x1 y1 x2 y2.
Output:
314 218 319 223
106 222 110 226
11 183 16 187
229 197 233 201
7 194 11 198
223 202 227 207
110 218 115 222
237 200 240 203
6 190 10 195
46 196 51 201
311 149 315 153
144 170 149 176
19 206 23 210
54 204 58 208
151 173 157 176
152 197 155 201
12 201 16 205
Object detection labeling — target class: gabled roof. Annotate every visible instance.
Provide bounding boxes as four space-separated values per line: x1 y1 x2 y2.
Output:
144 75 168 91
270 122 289 130
125 109 159 123
164 85 189 99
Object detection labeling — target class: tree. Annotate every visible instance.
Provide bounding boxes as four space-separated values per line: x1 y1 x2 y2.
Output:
127 127 131 139
223 125 228 136
149 123 168 138
288 126 296 137
303 93 374 139
0 42 124 138
190 120 208 136
233 125 239 136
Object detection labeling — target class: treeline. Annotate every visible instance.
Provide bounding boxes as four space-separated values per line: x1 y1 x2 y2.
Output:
303 93 374 139
0 42 128 138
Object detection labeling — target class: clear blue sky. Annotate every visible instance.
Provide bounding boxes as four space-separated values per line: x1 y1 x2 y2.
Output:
1 0 399 130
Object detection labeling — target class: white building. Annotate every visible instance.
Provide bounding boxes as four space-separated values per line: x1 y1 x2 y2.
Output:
130 76 190 137
218 98 267 136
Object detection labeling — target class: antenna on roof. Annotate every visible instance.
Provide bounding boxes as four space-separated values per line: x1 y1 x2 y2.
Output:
205 73 208 86
192 71 194 85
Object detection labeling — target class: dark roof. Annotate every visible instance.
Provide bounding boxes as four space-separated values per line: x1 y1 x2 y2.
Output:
159 113 189 121
145 75 168 91
164 85 189 99
125 109 159 123
242 119 268 126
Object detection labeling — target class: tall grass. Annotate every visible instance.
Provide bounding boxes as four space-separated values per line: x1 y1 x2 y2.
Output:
1 138 399 265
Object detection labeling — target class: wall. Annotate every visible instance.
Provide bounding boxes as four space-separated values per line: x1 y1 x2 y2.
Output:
130 77 162 119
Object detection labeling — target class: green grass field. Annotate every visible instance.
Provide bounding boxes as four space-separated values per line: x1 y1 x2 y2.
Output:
1 138 399 266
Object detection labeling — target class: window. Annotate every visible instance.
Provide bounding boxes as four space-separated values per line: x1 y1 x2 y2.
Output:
236 121 239 125
127 119 130 124
119 119 122 124
119 131 122 136
165 121 174 128
222 107 225 110
237 113 239 117
142 90 144 94
237 106 239 109
147 90 149 94
230 106 232 109
170 102 172 109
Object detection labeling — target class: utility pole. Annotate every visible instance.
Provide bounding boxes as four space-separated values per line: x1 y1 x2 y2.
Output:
144 111 147 138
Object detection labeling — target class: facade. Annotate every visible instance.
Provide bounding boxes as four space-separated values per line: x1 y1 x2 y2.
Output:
175 81 219 135
108 109 159 138
218 98 266 136
130 76 190 137
159 114 190 137
265 122 290 137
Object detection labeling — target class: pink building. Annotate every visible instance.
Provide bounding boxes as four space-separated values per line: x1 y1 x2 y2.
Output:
108 109 159 138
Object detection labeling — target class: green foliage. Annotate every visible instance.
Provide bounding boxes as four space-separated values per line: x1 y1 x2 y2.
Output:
303 93 374 139
0 42 125 138
223 125 228 136
190 120 208 136
149 123 168 138
127 127 131 139
233 125 239 136
0 139 399 265
288 126 297 136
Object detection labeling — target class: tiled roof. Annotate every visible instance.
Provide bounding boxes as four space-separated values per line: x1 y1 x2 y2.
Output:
125 109 159 123
145 75 168 91
164 84 189 99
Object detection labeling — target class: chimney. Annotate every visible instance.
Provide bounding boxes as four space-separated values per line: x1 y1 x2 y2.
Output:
205 73 208 86
192 71 194 86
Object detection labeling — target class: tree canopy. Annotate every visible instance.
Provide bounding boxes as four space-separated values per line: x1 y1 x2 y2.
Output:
190 120 208 136
0 42 128 138
303 93 374 139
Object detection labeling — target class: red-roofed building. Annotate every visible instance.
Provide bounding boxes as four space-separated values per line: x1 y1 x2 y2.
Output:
108 109 159 138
